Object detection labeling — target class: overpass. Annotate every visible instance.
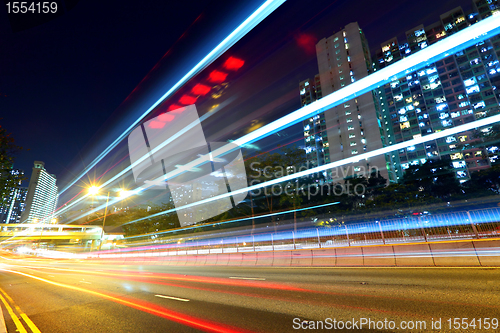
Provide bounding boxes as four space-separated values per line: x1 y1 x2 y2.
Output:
0 224 103 246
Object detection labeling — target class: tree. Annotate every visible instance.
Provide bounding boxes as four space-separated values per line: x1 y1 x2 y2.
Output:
402 159 461 199
244 145 307 230
0 124 25 200
463 165 500 195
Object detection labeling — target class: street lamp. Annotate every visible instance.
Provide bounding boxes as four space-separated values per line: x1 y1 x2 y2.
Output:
88 187 130 251
88 186 99 196
118 189 131 198
88 187 109 251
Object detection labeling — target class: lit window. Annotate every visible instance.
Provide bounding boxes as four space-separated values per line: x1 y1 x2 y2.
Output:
463 77 477 87
474 101 486 109
350 141 357 146
349 133 356 138
442 119 452 127
346 118 353 123
400 121 410 129
466 85 480 94
345 110 351 115
450 153 463 160
351 149 358 155
348 126 354 131
436 104 448 112
452 161 466 168
446 136 456 143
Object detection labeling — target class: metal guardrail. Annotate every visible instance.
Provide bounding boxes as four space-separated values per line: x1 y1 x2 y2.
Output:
98 207 500 256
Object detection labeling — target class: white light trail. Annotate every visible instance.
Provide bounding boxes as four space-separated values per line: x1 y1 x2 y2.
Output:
66 14 500 225
122 113 500 226
58 0 287 196
143 13 500 191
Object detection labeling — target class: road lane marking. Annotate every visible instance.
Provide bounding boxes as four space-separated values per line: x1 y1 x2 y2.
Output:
0 287 41 333
155 295 190 302
79 281 91 284
0 269 252 333
229 277 265 281
0 292 27 333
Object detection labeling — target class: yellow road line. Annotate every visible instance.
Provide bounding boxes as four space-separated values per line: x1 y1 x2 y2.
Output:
0 287 41 333
0 292 27 333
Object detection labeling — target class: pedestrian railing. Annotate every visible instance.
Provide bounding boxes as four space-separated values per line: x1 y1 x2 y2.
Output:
99 207 500 257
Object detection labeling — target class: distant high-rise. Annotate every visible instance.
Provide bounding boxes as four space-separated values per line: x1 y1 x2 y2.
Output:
300 75 328 167
376 3 500 182
0 169 27 224
20 161 58 224
301 22 391 182
301 2 500 184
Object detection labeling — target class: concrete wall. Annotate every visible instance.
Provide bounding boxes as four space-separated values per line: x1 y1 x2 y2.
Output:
86 238 500 267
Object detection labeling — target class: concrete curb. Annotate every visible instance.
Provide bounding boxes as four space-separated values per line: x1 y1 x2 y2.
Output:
0 303 8 333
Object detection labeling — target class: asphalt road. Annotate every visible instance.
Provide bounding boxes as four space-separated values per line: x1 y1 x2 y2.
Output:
0 254 499 332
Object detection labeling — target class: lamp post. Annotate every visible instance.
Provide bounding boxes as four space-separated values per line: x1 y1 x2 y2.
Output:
98 191 110 251
89 186 130 252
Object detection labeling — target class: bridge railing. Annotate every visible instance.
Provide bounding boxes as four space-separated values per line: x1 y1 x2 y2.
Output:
96 206 500 258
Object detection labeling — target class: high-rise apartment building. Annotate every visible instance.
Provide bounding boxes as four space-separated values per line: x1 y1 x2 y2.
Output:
376 3 500 182
300 75 329 167
0 169 27 224
301 2 500 184
301 22 391 182
20 161 58 224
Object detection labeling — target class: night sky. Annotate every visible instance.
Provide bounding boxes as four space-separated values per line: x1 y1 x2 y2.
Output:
1 0 472 195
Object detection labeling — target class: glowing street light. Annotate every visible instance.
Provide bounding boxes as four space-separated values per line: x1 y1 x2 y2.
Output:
88 186 99 195
118 189 131 198
87 187 133 251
